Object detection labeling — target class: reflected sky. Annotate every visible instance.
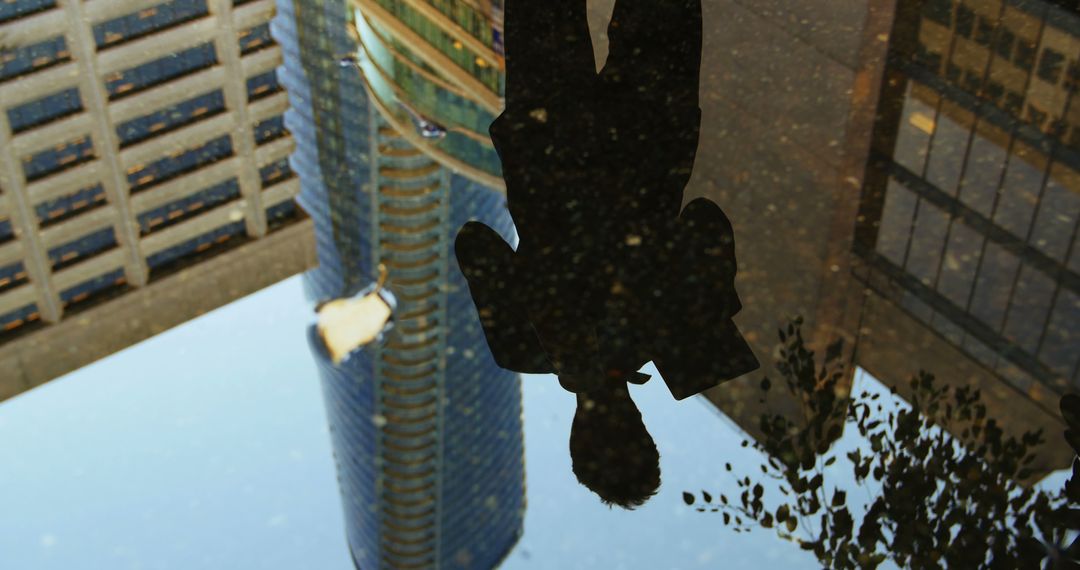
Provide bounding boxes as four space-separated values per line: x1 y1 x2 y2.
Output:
0 274 824 569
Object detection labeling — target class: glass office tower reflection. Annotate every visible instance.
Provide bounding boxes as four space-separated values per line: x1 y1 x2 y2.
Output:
272 0 524 568
856 0 1079 397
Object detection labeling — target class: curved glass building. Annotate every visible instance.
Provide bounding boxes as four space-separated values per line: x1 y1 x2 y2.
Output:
272 0 524 568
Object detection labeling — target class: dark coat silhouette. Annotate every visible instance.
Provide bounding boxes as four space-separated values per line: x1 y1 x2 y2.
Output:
455 0 758 400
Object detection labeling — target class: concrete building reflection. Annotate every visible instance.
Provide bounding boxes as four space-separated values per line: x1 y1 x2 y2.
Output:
685 0 1077 476
272 0 524 568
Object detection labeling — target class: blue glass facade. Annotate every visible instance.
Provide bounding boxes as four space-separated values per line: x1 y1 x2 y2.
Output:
273 0 524 567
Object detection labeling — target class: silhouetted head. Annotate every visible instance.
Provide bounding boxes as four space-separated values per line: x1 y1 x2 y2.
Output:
569 386 660 508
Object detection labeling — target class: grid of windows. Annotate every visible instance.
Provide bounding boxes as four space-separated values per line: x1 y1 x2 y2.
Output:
22 135 95 182
116 90 226 147
0 35 70 83
238 23 273 55
34 184 108 227
136 178 241 235
258 158 293 188
0 0 55 25
47 227 117 271
245 70 281 101
104 43 218 100
0 0 292 345
146 220 246 272
912 0 1079 151
0 261 28 294
253 115 286 145
6 88 83 134
858 0 1080 391
126 134 233 193
92 0 209 50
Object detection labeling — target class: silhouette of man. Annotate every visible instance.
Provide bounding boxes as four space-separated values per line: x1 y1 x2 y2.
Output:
455 0 759 506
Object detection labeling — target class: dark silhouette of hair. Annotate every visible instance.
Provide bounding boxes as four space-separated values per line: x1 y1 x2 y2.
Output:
569 386 660 509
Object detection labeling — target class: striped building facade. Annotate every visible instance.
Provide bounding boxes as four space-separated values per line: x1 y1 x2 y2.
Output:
0 0 310 397
272 0 524 567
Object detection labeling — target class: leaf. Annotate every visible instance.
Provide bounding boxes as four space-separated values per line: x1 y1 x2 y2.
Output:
726 462 732 471
702 491 713 503
761 377 772 392
682 492 695 506
832 489 847 507
754 483 764 498
723 512 731 525
786 517 797 532
824 456 836 467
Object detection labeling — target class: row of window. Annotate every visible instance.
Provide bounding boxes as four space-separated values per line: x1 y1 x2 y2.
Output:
136 177 241 235
0 302 39 334
922 0 1076 82
116 89 226 148
0 0 54 25
916 1 1078 144
0 217 13 244
146 220 246 273
253 115 287 145
22 135 95 182
0 261 28 294
6 87 82 134
93 0 209 51
259 157 293 188
4 30 273 138
105 42 218 101
35 184 107 228
46 226 117 272
266 198 299 231
59 268 126 309
127 134 233 194
239 23 273 56
0 35 69 83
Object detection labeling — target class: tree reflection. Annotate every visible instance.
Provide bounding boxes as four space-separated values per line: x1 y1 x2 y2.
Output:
686 319 1079 568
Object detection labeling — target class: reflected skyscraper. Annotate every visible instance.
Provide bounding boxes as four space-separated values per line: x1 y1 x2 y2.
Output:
272 0 524 568
0 0 309 399
671 0 1077 474
856 0 1079 400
